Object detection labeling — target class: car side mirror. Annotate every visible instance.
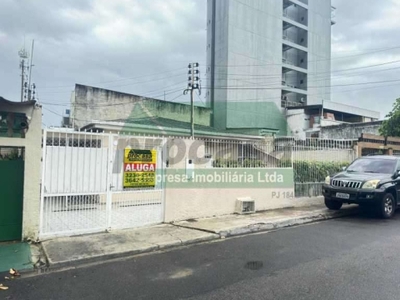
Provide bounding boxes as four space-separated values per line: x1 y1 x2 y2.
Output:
342 166 347 171
395 170 400 179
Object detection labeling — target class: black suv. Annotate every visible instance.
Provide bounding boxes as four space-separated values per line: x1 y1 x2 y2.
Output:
323 155 400 218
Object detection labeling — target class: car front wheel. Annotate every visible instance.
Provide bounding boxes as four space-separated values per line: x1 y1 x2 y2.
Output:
379 193 396 219
324 198 343 210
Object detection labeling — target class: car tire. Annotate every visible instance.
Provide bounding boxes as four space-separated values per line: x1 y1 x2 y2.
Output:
324 198 343 210
379 193 396 219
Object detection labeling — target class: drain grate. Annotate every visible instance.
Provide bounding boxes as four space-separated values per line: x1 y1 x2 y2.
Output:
245 261 263 270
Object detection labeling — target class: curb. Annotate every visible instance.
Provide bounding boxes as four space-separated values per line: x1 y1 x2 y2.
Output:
217 208 358 238
41 208 357 272
41 234 218 273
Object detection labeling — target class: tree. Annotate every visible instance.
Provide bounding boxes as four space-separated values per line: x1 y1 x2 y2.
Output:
379 98 400 137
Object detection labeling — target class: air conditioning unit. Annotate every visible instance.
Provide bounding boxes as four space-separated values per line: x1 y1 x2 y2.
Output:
235 197 255 215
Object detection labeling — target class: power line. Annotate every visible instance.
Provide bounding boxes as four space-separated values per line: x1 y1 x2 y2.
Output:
38 75 400 110
200 77 400 90
220 65 400 88
39 73 187 95
60 88 185 109
38 45 400 93
195 91 205 106
39 80 400 111
39 67 188 90
209 46 400 69
211 59 400 78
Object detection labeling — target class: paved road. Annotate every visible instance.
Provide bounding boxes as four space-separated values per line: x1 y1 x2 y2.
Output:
3 210 400 300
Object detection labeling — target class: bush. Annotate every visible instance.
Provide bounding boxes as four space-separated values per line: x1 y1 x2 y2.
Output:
212 158 349 183
292 161 348 183
0 150 21 161
213 159 238 168
213 158 267 168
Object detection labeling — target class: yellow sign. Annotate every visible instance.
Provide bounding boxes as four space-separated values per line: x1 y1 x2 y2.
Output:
124 149 157 164
123 149 157 188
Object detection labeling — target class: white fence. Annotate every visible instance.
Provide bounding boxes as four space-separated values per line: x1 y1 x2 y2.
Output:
203 137 356 198
276 138 356 197
40 130 166 239
39 130 357 238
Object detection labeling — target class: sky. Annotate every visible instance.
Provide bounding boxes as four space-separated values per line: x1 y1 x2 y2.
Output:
0 0 400 126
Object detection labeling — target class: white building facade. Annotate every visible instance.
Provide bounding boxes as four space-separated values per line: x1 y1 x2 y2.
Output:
206 0 379 138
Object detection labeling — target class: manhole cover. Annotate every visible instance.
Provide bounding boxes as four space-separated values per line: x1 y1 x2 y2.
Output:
245 261 263 270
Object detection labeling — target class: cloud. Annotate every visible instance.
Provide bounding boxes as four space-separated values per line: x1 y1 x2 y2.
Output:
0 0 206 125
0 0 399 126
331 0 400 117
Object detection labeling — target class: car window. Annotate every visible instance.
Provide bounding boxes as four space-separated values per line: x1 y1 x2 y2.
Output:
395 160 400 173
347 158 396 174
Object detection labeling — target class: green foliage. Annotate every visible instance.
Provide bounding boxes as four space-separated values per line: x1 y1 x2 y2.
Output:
292 161 349 183
0 149 22 161
213 159 268 168
380 98 400 137
213 159 238 168
213 158 348 183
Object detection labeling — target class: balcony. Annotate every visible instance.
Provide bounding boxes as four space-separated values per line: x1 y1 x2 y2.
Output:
283 39 308 53
283 3 308 27
282 63 307 74
282 70 307 92
282 47 308 70
283 22 308 48
283 0 308 10
281 93 307 108
281 84 308 95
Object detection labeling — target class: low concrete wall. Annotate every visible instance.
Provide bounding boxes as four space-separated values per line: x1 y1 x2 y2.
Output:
163 138 320 222
292 149 355 162
320 121 382 139
164 188 320 222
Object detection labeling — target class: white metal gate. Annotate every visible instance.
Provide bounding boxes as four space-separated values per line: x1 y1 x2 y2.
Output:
40 130 166 239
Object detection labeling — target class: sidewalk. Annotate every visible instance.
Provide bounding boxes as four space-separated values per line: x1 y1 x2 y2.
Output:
41 203 358 270
0 242 33 273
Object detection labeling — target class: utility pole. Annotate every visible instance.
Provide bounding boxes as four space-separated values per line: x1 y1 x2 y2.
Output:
184 63 201 138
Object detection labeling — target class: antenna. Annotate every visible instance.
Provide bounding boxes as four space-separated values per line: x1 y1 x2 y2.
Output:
28 40 35 100
18 44 29 102
18 39 36 102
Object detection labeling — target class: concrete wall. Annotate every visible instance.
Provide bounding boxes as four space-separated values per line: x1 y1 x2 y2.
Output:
307 0 332 105
292 149 355 162
165 188 318 222
0 103 42 240
286 109 308 139
163 138 322 222
71 84 212 129
321 119 346 127
320 121 383 139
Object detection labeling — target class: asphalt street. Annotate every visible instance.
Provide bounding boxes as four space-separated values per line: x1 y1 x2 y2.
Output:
3 210 400 300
